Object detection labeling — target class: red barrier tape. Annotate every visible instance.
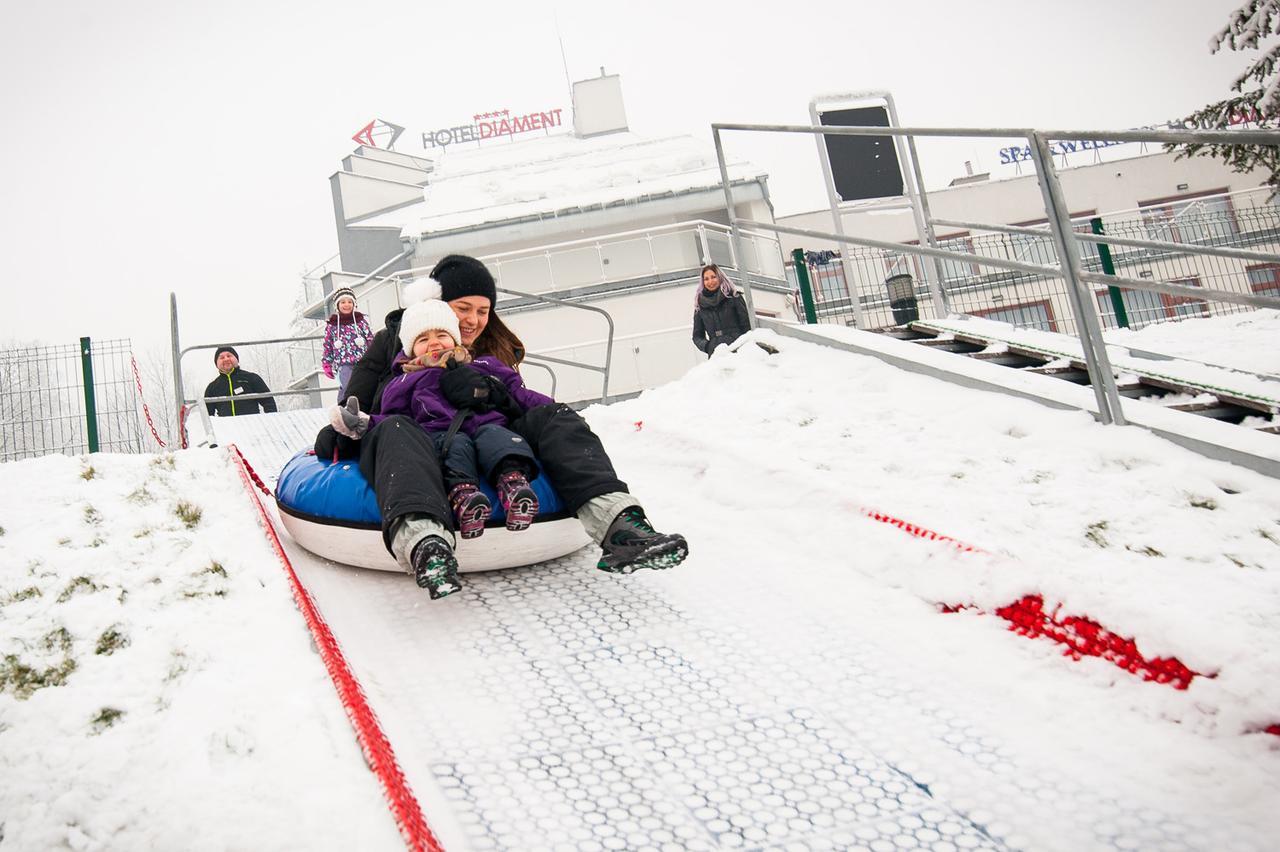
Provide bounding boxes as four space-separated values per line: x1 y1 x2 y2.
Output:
227 445 444 852
857 507 985 553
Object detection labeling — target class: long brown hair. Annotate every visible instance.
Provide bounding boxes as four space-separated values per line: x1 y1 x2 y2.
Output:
471 311 526 369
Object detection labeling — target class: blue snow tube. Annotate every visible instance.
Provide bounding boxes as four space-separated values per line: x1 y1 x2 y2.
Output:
274 450 589 573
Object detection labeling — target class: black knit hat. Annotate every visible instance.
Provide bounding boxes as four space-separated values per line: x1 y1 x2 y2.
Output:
431 255 497 306
213 345 238 364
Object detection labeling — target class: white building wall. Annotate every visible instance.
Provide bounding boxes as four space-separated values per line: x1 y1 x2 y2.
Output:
341 154 429 185
332 171 424 222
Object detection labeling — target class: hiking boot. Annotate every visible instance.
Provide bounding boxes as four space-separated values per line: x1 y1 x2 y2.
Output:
496 470 539 532
410 536 462 599
449 482 492 540
597 507 688 574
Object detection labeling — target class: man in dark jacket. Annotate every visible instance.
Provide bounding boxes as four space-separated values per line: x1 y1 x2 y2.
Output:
204 346 277 416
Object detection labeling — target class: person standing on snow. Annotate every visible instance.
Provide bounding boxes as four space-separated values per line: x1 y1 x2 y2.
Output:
320 286 373 400
204 346 277 416
691 264 751 356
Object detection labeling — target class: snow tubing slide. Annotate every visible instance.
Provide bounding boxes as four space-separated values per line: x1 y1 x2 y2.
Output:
274 450 590 573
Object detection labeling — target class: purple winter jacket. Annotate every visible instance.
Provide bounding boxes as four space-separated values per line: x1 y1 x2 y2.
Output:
371 354 553 436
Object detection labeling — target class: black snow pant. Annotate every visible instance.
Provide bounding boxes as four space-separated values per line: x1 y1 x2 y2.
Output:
358 416 453 555
505 403 628 514
430 422 537 491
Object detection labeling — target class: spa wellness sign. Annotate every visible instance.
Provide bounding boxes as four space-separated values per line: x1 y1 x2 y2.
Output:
997 108 1267 165
421 107 565 149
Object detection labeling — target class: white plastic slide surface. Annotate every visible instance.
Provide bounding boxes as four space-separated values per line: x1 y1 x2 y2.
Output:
261 506 1264 852
231 413 1271 851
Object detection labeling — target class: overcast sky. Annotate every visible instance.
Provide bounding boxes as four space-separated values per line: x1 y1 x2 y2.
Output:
0 0 1248 356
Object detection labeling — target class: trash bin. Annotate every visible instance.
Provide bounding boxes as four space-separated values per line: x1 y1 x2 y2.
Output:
885 273 919 325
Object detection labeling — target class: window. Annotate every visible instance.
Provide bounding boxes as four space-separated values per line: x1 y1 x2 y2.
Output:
1166 276 1209 319
1246 263 1280 298
883 233 977 289
1009 213 1099 267
806 256 849 303
1095 275 1206 329
1138 189 1237 243
935 233 979 286
972 300 1056 332
883 249 918 280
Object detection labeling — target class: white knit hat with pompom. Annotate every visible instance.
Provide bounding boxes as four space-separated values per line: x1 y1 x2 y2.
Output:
398 278 462 356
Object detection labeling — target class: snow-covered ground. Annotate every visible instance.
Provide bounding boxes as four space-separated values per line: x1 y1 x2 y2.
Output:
2 313 1279 850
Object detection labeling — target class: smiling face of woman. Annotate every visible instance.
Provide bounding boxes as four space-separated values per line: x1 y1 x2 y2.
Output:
448 296 491 347
702 268 720 291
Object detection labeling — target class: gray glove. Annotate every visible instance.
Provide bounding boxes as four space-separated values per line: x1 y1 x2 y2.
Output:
330 396 370 439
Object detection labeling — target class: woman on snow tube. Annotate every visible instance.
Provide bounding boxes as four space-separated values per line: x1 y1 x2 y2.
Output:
310 255 689 598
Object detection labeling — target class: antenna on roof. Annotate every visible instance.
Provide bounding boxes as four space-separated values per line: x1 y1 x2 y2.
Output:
554 12 572 104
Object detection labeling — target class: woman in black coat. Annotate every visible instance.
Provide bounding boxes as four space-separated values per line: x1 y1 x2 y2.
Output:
691 264 751 356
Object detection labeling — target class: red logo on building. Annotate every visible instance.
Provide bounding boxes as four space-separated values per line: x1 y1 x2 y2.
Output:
352 119 406 150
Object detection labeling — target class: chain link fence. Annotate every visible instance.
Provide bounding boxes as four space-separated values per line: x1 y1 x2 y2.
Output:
788 189 1280 334
0 338 148 463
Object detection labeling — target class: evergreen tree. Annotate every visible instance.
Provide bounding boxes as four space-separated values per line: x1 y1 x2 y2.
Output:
1169 1 1280 195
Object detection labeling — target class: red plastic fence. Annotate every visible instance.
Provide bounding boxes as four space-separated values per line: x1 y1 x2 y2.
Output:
227 445 444 852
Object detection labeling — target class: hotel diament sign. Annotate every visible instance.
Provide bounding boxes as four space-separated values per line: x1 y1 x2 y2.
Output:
352 107 566 151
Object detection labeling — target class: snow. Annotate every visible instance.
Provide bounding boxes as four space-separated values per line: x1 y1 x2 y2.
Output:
3 314 1280 849
1106 308 1280 378
351 133 765 237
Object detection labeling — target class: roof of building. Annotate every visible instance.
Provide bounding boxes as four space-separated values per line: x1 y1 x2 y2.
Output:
352 131 767 238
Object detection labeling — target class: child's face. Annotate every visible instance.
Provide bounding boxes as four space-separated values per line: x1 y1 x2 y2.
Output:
337 297 354 314
412 329 456 358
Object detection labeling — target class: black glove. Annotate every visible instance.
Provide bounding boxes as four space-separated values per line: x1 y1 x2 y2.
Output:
483 375 525 421
440 359 494 410
314 425 361 460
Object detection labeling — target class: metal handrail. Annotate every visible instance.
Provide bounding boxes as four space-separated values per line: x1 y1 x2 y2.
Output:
932 215 1280 265
710 122 1280 146
743 218 1060 278
495 285 615 403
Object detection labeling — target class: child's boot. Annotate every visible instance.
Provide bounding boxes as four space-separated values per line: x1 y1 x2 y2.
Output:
410 535 462 599
449 482 492 540
496 470 539 531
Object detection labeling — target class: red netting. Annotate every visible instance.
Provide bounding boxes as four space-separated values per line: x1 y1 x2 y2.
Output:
994 594 1201 689
864 506 1277 734
228 445 444 852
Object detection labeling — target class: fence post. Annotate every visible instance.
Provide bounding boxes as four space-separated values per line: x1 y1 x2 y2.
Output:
1027 133 1126 426
80 336 100 453
1090 217 1130 330
791 249 819 324
712 127 757 327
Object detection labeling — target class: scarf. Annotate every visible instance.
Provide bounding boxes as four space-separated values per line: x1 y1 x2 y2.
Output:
400 345 472 374
698 287 725 311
